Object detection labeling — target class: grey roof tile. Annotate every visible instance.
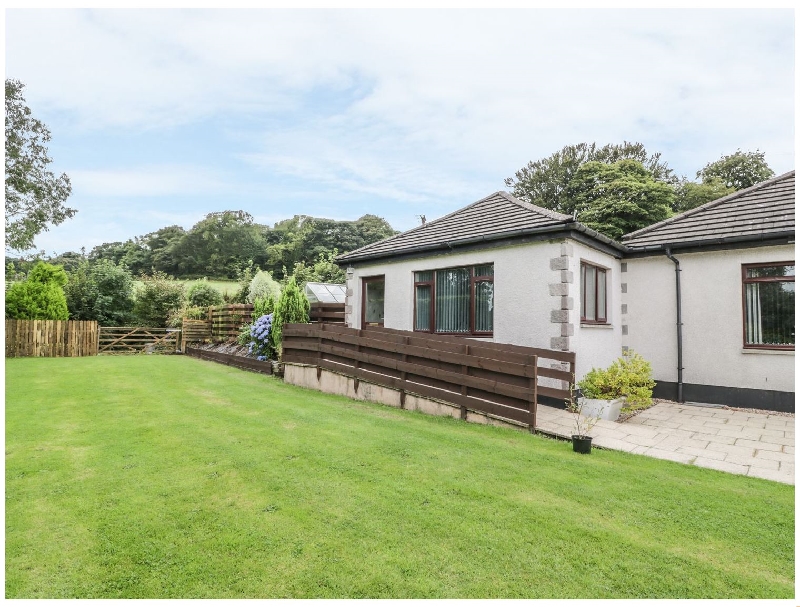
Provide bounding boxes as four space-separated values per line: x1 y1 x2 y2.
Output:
337 191 573 263
623 171 795 249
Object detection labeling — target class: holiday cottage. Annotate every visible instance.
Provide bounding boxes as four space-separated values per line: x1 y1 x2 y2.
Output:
336 172 795 412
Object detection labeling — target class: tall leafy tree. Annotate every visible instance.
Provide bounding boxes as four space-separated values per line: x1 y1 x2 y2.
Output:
504 141 673 215
173 211 267 278
5 261 69 320
697 149 775 191
568 160 674 241
672 177 735 213
5 79 75 251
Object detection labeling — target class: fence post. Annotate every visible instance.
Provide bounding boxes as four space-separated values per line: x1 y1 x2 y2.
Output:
460 344 469 420
316 323 323 381
399 335 409 408
528 354 538 433
353 328 362 393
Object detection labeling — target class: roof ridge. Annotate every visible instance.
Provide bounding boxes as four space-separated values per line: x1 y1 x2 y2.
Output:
496 191 573 222
337 191 561 262
622 170 795 241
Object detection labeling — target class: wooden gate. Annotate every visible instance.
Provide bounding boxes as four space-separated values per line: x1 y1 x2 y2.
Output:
99 327 181 354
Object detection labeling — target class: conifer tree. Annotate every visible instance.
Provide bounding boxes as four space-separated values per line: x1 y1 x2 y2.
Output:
270 276 309 356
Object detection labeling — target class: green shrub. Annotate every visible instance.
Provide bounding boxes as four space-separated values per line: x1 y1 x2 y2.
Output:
577 351 656 411
133 272 186 327
5 261 69 320
65 259 135 325
247 270 281 304
166 304 207 328
253 294 276 319
270 276 309 356
187 279 223 308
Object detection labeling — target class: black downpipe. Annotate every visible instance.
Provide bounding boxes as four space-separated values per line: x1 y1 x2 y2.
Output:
664 248 684 402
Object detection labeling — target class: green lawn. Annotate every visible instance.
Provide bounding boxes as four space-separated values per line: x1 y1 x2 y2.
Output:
132 278 239 297
5 356 794 598
181 278 239 296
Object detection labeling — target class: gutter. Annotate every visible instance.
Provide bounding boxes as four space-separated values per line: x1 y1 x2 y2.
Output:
664 248 684 403
623 231 795 257
338 220 629 265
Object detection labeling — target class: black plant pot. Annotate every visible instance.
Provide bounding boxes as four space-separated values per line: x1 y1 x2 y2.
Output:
572 435 593 454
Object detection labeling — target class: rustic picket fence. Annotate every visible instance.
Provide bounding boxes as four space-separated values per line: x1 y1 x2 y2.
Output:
282 323 575 430
5 320 99 357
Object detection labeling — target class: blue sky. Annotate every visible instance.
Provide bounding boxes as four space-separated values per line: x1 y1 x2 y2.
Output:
5 9 795 256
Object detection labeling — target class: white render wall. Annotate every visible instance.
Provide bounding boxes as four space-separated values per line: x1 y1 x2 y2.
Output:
344 238 623 382
623 245 795 393
569 241 624 380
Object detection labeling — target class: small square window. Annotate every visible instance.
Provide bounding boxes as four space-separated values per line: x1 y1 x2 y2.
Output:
581 262 607 324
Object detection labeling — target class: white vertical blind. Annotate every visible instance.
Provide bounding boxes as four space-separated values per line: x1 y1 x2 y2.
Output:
435 268 469 333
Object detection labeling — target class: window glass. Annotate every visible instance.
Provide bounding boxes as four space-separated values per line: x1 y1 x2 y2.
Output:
474 264 494 278
584 265 596 321
435 268 470 333
745 281 795 346
364 279 385 324
597 269 606 320
415 285 431 331
746 265 794 278
474 281 494 332
415 270 433 282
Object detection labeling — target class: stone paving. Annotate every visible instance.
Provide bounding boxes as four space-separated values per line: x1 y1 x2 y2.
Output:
536 401 795 485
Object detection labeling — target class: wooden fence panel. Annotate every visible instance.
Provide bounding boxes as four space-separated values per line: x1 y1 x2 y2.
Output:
185 346 273 375
181 319 212 351
209 304 253 342
310 302 345 323
98 327 180 354
5 320 99 357
282 324 576 430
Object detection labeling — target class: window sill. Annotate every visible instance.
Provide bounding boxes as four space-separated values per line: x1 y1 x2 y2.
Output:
741 348 794 356
580 323 613 329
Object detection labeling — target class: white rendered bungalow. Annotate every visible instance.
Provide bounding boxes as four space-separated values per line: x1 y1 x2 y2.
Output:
336 174 795 412
336 191 627 397
622 171 795 412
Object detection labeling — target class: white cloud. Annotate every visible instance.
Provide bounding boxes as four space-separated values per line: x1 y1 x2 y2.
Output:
68 165 229 197
5 8 794 253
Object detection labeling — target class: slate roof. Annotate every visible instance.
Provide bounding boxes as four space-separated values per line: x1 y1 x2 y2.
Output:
623 170 795 250
337 191 576 264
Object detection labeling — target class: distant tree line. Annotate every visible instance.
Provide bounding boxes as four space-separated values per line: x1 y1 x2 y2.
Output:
79 211 397 280
5 211 397 327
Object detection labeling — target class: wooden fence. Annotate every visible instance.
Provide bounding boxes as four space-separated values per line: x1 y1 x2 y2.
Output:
99 326 180 354
309 302 345 324
210 304 253 342
181 319 212 351
6 320 99 357
282 324 575 430
185 346 273 375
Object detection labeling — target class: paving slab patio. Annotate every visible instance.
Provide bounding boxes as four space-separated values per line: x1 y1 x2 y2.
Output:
536 401 795 485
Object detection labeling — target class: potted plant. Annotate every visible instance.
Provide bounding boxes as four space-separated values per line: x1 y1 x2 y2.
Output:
577 351 656 421
565 388 602 454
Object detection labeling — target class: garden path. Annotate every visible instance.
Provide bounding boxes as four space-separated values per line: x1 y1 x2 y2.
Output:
536 401 794 485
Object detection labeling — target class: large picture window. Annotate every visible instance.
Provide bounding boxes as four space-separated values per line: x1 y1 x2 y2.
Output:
742 263 794 350
580 261 607 323
414 264 493 335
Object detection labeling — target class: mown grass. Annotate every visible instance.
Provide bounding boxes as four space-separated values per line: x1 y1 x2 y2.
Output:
5 356 794 598
181 278 239 296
